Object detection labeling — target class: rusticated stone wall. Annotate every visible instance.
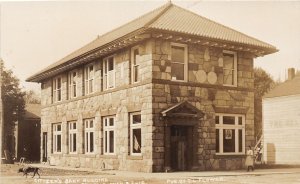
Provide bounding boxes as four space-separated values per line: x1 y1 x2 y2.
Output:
40 40 155 172
151 39 255 171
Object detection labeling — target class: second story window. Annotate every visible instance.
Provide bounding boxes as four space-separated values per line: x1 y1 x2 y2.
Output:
223 51 237 86
53 77 62 102
85 64 94 95
103 56 115 90
131 46 140 83
171 43 188 82
68 70 77 99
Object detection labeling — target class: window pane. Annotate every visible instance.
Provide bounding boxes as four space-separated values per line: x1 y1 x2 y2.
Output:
224 69 233 85
171 46 185 63
73 134 76 152
57 78 61 88
86 133 88 152
223 54 234 69
90 132 94 152
132 129 141 153
108 57 114 71
73 85 76 97
105 131 107 153
132 114 141 124
57 135 61 152
216 129 219 153
109 131 114 153
73 123 76 129
223 129 235 153
238 117 243 125
90 120 93 128
171 63 184 80
109 118 114 126
239 129 243 152
215 116 219 124
134 49 139 65
57 125 61 131
134 65 139 82
223 116 235 125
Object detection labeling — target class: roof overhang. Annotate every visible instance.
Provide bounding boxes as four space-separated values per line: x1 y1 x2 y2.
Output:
26 30 151 82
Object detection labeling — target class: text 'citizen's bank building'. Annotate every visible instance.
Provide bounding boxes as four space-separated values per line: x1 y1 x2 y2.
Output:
27 2 277 172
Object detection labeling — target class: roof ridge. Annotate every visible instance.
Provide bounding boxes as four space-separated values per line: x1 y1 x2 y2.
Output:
96 2 172 41
163 4 276 49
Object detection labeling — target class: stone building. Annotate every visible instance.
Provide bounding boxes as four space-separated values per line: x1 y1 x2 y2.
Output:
27 3 277 172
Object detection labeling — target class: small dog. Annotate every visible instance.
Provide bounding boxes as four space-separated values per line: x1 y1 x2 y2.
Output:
18 166 41 178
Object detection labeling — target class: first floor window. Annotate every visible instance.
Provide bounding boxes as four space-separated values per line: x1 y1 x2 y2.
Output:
84 119 94 153
53 123 62 153
215 114 245 155
130 113 142 155
69 121 77 153
103 116 115 154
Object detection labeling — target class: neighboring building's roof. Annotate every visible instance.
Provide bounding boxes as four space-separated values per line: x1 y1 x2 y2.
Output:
27 2 277 82
24 104 41 120
264 74 300 98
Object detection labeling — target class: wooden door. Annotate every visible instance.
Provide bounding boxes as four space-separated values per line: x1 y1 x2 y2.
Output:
171 126 188 171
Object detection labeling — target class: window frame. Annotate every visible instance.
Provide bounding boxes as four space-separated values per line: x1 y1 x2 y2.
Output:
53 76 62 102
131 45 140 84
223 50 238 87
84 63 95 95
170 42 188 82
215 113 245 155
103 55 116 90
68 121 77 154
68 70 78 99
84 119 95 154
130 112 142 156
103 116 116 155
53 123 62 154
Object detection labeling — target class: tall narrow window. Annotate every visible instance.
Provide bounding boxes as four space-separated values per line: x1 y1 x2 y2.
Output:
171 43 188 81
84 119 94 153
68 121 77 153
68 70 77 99
130 113 142 155
53 123 62 153
53 77 62 102
223 51 237 86
215 114 245 155
131 46 140 83
103 116 115 155
103 56 115 90
85 64 94 95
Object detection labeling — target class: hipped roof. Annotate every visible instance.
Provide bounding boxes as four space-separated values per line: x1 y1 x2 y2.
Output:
27 2 277 82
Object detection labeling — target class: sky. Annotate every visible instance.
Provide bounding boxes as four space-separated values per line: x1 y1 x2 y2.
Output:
1 0 300 92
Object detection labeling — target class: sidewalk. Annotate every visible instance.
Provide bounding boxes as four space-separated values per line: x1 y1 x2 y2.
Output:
30 163 300 179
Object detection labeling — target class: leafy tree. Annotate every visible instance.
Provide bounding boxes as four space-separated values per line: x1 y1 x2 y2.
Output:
25 90 41 104
254 67 275 139
1 65 26 158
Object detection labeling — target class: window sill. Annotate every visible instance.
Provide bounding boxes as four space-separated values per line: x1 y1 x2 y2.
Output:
126 155 143 160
